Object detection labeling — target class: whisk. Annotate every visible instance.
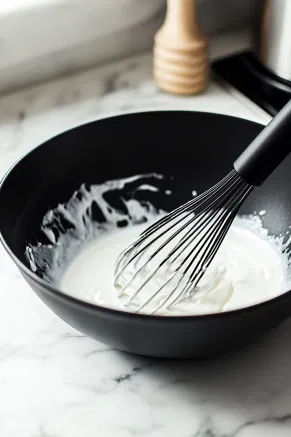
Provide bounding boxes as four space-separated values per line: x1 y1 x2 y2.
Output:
114 101 291 314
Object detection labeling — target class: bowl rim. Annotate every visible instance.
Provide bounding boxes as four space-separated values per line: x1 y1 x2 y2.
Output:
1 109 291 321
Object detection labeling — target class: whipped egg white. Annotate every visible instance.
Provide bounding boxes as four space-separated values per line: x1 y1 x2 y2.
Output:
25 174 291 316
60 215 290 315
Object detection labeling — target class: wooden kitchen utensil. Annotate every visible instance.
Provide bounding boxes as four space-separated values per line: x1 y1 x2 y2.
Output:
153 0 208 96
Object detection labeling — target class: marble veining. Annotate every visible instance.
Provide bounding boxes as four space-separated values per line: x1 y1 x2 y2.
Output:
1 51 289 437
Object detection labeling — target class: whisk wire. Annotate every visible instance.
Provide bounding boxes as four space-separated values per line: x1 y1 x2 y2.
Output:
115 171 241 285
140 170 237 239
159 197 242 309
165 184 253 311
114 170 253 313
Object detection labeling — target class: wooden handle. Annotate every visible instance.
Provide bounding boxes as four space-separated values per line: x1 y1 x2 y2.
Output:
153 0 208 96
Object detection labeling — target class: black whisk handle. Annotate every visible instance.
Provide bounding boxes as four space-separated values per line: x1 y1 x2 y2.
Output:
234 99 291 186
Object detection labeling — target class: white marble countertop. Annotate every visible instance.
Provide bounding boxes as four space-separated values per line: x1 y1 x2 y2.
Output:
2 52 291 437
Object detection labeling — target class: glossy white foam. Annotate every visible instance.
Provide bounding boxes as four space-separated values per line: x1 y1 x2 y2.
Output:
61 215 290 315
25 174 291 316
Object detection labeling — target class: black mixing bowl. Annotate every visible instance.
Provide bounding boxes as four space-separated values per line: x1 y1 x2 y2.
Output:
1 111 291 359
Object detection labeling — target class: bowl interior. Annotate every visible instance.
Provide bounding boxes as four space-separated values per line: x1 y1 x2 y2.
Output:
1 111 291 288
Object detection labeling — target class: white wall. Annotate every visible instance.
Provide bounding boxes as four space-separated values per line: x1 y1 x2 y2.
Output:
0 0 262 94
